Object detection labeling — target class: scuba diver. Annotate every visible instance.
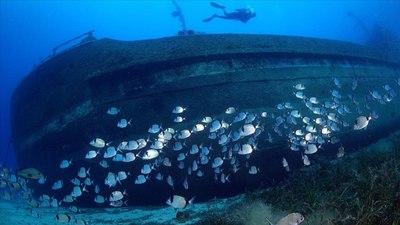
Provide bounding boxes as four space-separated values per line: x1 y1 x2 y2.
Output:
203 2 256 23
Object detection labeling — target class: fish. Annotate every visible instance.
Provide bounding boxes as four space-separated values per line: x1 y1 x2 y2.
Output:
109 190 126 201
238 143 254 155
174 116 185 123
105 172 117 187
192 124 205 132
55 214 72 223
353 116 372 130
85 150 99 159
142 149 159 160
333 77 341 88
177 129 191 139
94 195 105 203
282 158 290 172
166 175 174 188
172 106 186 114
107 107 120 115
294 83 305 90
248 166 260 175
337 145 345 158
225 107 236 114
17 168 44 179
63 195 75 203
60 159 72 169
148 124 162 134
38 176 46 184
68 205 81 214
302 154 310 166
166 195 195 209
294 91 306 99
71 178 81 186
212 157 224 168
74 219 88 225
99 160 110 168
201 116 213 123
134 175 148 184
90 138 107 148
276 213 304 225
110 199 128 207
117 118 132 128
122 153 136 162
77 167 90 178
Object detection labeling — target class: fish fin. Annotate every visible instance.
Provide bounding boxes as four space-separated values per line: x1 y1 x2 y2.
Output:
265 217 274 225
188 196 195 205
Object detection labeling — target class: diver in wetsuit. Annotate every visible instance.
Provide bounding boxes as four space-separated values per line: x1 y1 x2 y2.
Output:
203 2 256 23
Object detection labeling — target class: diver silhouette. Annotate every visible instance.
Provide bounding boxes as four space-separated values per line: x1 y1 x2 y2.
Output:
203 2 256 23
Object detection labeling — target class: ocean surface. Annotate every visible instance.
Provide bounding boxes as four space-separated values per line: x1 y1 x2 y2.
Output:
1 1 400 224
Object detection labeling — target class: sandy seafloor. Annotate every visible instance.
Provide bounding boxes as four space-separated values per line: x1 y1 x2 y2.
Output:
0 193 243 225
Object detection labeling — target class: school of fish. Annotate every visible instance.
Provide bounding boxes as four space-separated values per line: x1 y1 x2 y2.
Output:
1 76 399 223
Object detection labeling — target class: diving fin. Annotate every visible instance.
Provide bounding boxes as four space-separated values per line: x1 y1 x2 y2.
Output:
202 14 216 22
210 2 225 9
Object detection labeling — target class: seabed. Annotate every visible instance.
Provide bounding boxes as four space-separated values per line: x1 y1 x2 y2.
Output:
2 130 400 225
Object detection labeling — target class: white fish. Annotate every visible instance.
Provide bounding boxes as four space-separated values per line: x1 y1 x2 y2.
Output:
104 146 117 158
248 166 260 175
107 107 120 115
218 134 230 145
38 176 47 184
148 124 162 133
50 198 59 208
190 144 199 154
85 150 99 159
309 97 318 104
94 195 105 204
333 77 341 88
173 141 184 151
192 124 205 132
282 157 290 172
275 213 304 225
284 102 293 109
178 161 185 169
117 171 130 182
150 140 164 150
294 83 305 90
166 175 174 188
192 161 198 171
353 116 371 130
225 107 236 114
201 116 213 123
302 154 310 166
245 114 256 123
135 175 147 184
163 157 172 167
166 195 194 209
177 129 191 139
155 173 164 181
239 124 256 137
196 170 203 177
209 120 222 133
63 195 75 203
337 145 345 158
84 177 93 186
105 172 117 187
52 179 63 190
294 91 306 99
352 78 358 90
304 144 318 154
238 143 254 155
125 140 139 151
71 185 85 197
142 149 159 160
212 157 224 168
117 118 132 128
78 167 90 178
172 106 186 114
71 178 80 186
177 153 186 161
109 190 126 202
90 138 107 148
183 177 189 189
112 153 124 162
95 185 100 194
99 160 110 168
233 112 247 123
174 116 185 123
330 90 341 98
122 152 136 162
60 159 72 169
141 164 153 174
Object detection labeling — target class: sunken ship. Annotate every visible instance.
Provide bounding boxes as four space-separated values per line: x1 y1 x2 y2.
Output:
10 34 400 206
